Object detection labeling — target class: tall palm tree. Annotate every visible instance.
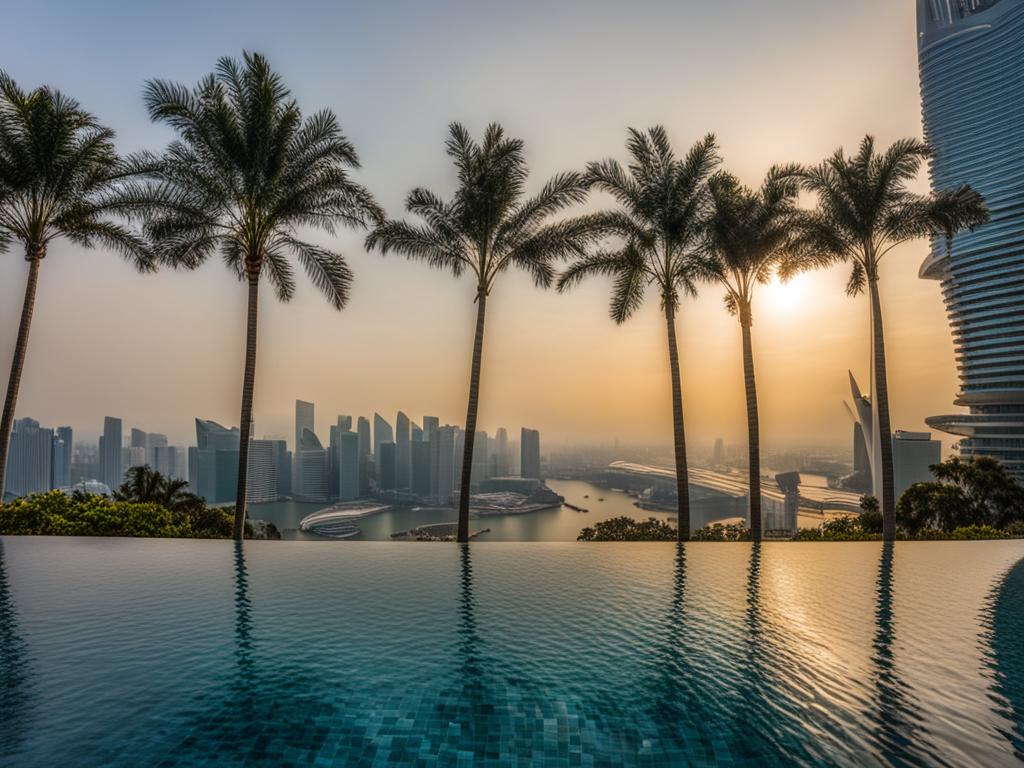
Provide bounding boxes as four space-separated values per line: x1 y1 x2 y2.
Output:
558 128 720 540
700 167 802 541
0 73 151 501
137 52 382 539
367 123 603 543
790 136 988 540
114 464 201 513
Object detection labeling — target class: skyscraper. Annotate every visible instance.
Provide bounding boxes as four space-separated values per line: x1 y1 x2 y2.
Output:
247 440 279 503
471 430 490 487
52 426 72 489
3 418 53 498
338 431 360 501
494 427 509 476
411 439 431 498
521 428 541 480
357 416 371 495
294 400 315 495
918 0 1024 480
412 422 423 443
378 441 397 491
98 416 123 491
395 411 411 490
430 426 457 504
893 430 942 498
422 416 439 444
297 427 328 501
373 413 393 463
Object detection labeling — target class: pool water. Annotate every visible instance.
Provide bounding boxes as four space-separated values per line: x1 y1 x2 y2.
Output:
2 537 1023 766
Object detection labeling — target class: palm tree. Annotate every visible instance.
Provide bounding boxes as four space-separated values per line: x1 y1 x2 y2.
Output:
367 123 603 543
0 73 151 501
699 167 802 541
114 464 201 513
137 52 382 539
558 128 720 540
790 136 988 540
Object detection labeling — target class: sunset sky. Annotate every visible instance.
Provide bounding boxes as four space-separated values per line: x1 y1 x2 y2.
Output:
0 0 958 453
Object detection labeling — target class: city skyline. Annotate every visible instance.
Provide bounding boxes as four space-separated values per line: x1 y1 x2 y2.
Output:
0 1 963 454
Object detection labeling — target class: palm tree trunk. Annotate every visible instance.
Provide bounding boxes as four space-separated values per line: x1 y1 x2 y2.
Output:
740 311 761 542
457 292 487 544
0 251 42 502
233 274 260 540
868 277 896 541
665 303 691 540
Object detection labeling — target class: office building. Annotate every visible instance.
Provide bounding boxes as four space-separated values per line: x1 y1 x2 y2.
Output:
3 418 53 498
378 441 397 491
98 416 123 491
52 426 72 489
521 428 541 480
422 416 439 445
918 0 1024 481
494 427 509 477
373 413 393 463
411 440 431 498
412 422 423 443
893 431 942 498
189 419 240 503
471 430 490 488
396 411 411 490
297 427 328 501
430 425 457 504
338 431 360 501
357 416 371 495
293 400 315 495
152 445 187 481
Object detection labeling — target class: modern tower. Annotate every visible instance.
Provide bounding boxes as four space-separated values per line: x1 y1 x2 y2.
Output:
52 426 72 489
293 400 315 495
373 413 393 463
521 428 541 480
338 431 360 501
98 416 123 491
357 416 371 495
4 418 53 498
395 411 411 490
918 0 1024 480
430 425 457 504
422 416 439 444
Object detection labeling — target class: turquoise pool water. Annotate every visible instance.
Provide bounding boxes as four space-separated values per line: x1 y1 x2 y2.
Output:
2 537 1023 766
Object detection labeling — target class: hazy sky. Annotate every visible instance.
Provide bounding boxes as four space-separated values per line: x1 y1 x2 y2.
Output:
0 0 959 454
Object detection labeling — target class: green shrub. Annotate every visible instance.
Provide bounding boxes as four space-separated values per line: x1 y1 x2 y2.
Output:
578 516 676 541
0 491 191 538
692 522 750 541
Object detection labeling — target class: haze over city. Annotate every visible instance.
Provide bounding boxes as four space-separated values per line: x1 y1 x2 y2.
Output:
0 0 954 451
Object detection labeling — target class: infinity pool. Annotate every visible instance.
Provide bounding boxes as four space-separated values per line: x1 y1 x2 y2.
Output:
2 537 1023 766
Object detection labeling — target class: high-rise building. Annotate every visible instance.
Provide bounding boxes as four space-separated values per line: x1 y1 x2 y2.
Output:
52 426 72 489
145 432 167 467
98 416 123 491
412 422 423 443
893 430 942 498
430 426 457 504
378 441 397 491
521 428 541 480
411 440 431 498
357 416 371 495
471 430 490 488
3 418 53 498
395 411 411 490
338 431 360 501
247 439 279 503
152 445 187 481
494 427 509 477
189 418 240 503
373 413 393 463
918 0 1024 481
293 400 315 495
422 416 439 445
297 427 328 501
127 446 147 469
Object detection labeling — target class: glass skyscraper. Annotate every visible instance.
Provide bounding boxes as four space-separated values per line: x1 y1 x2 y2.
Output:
917 0 1024 479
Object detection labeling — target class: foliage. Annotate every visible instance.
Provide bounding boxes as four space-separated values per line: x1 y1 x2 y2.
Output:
858 496 884 534
558 127 720 320
692 522 751 541
133 51 382 306
0 72 152 265
577 516 676 542
367 122 605 295
698 166 803 322
0 491 190 537
896 456 1024 534
115 465 203 512
0 489 280 539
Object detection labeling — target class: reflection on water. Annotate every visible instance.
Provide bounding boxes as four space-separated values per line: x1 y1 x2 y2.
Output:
986 555 1024 759
2 538 1024 766
0 540 33 758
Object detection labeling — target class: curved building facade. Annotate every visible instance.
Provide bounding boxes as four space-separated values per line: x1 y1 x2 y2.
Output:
917 0 1024 479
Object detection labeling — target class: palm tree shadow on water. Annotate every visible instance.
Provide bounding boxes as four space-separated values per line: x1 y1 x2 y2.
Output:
163 542 337 766
0 539 34 760
984 554 1024 759
869 542 944 767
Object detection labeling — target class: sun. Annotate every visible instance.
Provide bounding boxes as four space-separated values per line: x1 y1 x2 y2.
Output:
761 271 807 314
